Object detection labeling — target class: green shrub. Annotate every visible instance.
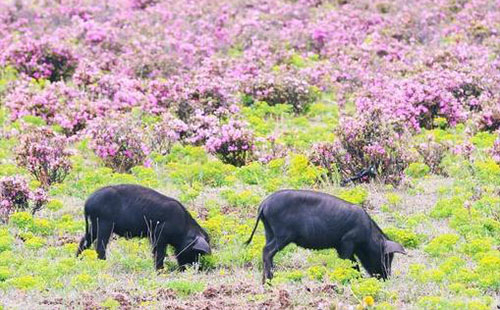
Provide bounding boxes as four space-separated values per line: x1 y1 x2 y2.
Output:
417 296 491 310
473 159 500 186
384 227 421 248
425 234 460 256
461 238 492 256
166 280 205 296
405 162 430 178
101 298 120 310
430 197 464 219
337 186 368 205
287 154 323 187
9 212 34 230
470 132 496 149
221 189 261 209
0 266 9 281
476 252 500 289
236 162 266 185
0 229 12 253
71 272 95 289
385 193 402 206
46 199 63 212
7 275 40 290
24 236 46 250
351 278 383 299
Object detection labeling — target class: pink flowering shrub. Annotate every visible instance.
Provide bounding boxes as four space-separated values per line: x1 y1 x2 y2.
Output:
491 136 500 164
6 82 96 135
414 137 448 175
309 142 338 181
311 110 412 185
15 127 73 188
185 110 220 145
2 38 77 82
130 0 159 9
88 116 150 173
149 113 188 155
243 73 319 114
477 104 500 132
205 120 255 167
0 176 48 220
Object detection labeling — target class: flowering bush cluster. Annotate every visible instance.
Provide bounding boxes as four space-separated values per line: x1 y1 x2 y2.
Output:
87 116 150 173
149 113 188 155
311 110 412 185
15 127 72 188
6 82 95 135
2 39 77 82
0 176 47 220
206 120 255 167
414 137 448 175
243 73 319 114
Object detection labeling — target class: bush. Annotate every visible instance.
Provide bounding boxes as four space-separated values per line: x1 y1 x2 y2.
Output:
149 113 188 155
205 120 255 167
405 162 430 178
414 137 447 175
313 110 412 185
351 278 382 299
425 234 460 257
129 0 159 9
243 73 319 114
88 116 150 173
490 135 500 164
5 82 94 136
2 38 77 81
15 127 72 188
0 176 47 220
166 280 205 296
384 227 421 248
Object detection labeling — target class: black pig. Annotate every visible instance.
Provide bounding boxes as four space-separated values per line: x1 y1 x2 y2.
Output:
245 190 406 283
76 184 211 269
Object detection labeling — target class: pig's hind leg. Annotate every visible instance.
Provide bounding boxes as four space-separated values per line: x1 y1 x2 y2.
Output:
95 219 114 260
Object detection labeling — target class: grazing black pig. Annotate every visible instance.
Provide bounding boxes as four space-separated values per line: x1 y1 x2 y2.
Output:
245 190 406 283
76 184 211 269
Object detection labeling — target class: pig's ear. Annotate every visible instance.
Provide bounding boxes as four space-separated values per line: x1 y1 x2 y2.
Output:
192 237 211 254
384 240 406 255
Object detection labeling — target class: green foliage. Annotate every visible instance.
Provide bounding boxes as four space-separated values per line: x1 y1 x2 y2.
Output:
0 66 17 94
21 115 47 127
0 229 13 253
236 162 266 185
425 234 460 257
405 162 430 178
221 189 261 209
9 212 35 230
417 296 491 310
470 131 496 149
0 266 9 281
473 159 500 185
7 275 40 290
384 227 421 248
286 154 324 187
461 237 492 257
430 196 465 219
475 252 500 289
179 182 203 203
351 278 383 299
337 186 368 205
46 199 63 212
166 280 205 296
101 297 121 310
167 160 236 187
385 193 402 206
